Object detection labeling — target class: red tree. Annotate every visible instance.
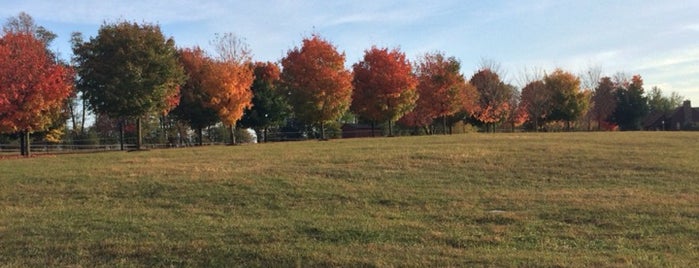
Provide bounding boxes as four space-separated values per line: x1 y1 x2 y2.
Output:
0 32 74 156
351 46 418 136
399 52 477 134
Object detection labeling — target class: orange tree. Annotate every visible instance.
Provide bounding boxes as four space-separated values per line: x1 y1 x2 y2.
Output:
72 21 185 150
202 59 254 145
0 32 73 157
351 46 418 136
281 35 352 140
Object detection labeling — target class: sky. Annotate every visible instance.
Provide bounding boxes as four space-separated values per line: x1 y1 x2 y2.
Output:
2 0 698 104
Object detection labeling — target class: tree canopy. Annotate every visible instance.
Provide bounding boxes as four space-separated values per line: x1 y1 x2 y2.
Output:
470 68 512 132
0 32 74 156
239 61 289 142
170 47 220 145
351 46 418 136
72 21 185 149
281 34 352 139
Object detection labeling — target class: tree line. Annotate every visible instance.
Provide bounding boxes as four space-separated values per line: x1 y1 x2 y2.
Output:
0 13 686 156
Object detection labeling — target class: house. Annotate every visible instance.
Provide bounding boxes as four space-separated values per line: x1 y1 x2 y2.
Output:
644 100 699 130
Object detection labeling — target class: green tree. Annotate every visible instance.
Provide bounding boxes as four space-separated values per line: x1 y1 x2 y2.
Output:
610 75 649 130
545 69 588 130
647 86 683 114
72 21 185 150
240 62 289 142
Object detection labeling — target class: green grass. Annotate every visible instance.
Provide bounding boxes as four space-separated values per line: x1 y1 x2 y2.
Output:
1 132 697 267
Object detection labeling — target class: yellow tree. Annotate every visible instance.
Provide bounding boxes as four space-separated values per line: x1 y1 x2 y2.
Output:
281 34 352 140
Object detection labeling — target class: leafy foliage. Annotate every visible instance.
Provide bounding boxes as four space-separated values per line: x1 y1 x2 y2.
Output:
281 35 352 139
3 12 56 48
399 52 477 134
73 21 185 119
504 86 528 130
610 75 649 130
545 69 589 129
239 61 289 141
590 77 617 129
647 86 683 114
351 47 418 136
170 47 220 143
202 58 254 129
470 68 512 131
520 80 550 130
0 32 73 134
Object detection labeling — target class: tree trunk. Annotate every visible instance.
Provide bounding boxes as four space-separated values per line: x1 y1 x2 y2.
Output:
371 121 375 137
263 127 268 143
442 116 448 135
119 120 125 151
19 132 25 156
19 131 29 157
136 117 143 150
229 125 236 145
320 122 326 140
80 98 86 135
388 120 393 137
197 127 203 146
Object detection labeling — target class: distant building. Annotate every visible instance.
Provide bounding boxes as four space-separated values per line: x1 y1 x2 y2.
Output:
644 100 699 130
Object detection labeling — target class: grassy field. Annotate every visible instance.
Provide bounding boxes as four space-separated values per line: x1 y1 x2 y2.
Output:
0 132 697 267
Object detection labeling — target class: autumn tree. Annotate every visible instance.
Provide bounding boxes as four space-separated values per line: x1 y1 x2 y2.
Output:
470 68 512 132
0 32 74 156
545 69 589 130
610 75 649 130
589 77 617 130
73 21 185 150
170 47 219 145
399 52 477 135
504 86 528 132
281 35 352 140
206 33 254 145
239 61 289 142
3 12 56 48
520 80 550 131
351 46 418 136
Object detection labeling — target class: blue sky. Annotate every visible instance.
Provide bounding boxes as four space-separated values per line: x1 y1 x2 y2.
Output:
3 0 698 104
